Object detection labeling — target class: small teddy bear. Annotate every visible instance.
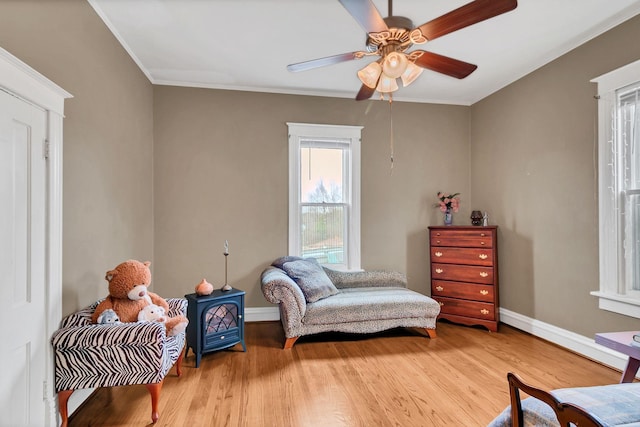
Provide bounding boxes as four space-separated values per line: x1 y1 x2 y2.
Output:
138 304 167 324
96 308 122 325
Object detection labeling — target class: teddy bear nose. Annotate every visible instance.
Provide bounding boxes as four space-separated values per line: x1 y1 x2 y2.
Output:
139 291 146 297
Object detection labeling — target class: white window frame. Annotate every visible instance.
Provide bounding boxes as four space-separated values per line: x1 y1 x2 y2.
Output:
591 59 640 318
287 123 362 271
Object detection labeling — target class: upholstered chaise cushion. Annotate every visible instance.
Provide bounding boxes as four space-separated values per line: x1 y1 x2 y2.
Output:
303 287 440 326
277 258 339 303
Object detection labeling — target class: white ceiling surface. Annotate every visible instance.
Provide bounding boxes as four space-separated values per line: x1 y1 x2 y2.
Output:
89 0 640 105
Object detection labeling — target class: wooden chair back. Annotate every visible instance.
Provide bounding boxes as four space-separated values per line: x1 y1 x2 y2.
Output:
507 372 605 427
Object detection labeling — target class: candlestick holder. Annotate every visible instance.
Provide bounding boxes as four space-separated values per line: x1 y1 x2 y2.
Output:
221 252 232 291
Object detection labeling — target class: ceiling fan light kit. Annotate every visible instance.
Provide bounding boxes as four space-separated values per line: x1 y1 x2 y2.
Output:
377 74 399 93
381 51 407 79
287 0 518 101
401 61 423 87
357 61 382 88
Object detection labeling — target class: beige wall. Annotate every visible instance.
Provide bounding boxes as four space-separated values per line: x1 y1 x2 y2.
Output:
0 0 154 315
470 14 640 336
153 87 470 306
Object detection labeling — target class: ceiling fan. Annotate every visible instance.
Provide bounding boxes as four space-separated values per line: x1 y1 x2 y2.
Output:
287 0 518 100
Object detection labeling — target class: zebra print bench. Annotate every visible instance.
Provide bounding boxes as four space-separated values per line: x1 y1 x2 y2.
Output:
51 298 187 426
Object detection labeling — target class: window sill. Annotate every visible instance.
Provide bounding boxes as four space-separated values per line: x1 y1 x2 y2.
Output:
591 291 640 319
321 265 364 273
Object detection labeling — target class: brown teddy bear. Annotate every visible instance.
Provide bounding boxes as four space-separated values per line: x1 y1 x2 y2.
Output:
91 259 188 336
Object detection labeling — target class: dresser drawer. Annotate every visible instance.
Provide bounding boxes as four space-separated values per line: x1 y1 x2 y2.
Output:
434 296 495 321
432 280 494 303
431 263 494 284
431 247 493 266
430 229 494 248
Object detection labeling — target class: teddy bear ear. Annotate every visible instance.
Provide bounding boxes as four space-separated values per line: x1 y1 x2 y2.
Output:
105 269 118 281
144 261 151 267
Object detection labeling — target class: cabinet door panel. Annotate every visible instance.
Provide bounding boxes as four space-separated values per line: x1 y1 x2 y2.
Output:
431 247 493 266
434 296 495 320
432 280 494 302
431 263 494 284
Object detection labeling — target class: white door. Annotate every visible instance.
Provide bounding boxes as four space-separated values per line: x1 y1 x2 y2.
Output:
0 89 48 426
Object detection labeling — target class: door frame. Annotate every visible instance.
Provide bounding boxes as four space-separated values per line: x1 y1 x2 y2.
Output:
0 46 72 426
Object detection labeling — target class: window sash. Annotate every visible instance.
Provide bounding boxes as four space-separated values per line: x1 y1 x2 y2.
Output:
299 203 348 265
299 143 349 204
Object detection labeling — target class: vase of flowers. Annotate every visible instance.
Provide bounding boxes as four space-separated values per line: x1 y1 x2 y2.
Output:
436 192 460 226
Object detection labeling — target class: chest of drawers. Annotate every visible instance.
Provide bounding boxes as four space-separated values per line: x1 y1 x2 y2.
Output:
428 226 499 332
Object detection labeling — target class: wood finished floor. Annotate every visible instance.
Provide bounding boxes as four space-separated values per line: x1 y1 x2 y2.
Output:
68 320 621 427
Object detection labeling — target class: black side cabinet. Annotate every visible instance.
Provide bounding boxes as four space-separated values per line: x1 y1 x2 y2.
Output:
185 288 246 367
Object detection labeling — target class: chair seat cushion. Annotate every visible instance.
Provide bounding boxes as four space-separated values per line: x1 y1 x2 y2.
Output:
303 287 440 326
488 382 640 427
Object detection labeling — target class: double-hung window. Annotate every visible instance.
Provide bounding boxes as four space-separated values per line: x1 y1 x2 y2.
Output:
287 123 361 271
592 59 640 317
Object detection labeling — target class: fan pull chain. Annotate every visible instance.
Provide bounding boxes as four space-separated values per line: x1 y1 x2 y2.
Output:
389 95 394 174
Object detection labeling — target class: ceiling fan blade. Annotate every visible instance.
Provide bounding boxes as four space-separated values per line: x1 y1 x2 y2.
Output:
416 0 517 42
412 51 477 79
338 0 388 34
355 83 376 101
287 52 363 72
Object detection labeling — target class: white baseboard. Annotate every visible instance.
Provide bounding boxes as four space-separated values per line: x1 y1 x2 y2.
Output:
245 306 279 322
67 388 94 418
499 307 629 375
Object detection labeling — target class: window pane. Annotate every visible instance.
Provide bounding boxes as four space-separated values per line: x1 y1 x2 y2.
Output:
628 193 640 291
301 205 345 265
301 147 344 203
620 87 640 189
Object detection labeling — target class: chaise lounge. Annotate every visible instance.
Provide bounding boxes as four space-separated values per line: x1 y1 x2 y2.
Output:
261 256 441 349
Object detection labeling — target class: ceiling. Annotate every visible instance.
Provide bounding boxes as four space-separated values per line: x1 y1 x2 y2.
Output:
89 0 640 105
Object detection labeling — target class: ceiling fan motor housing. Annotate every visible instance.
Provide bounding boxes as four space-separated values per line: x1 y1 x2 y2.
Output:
366 15 415 53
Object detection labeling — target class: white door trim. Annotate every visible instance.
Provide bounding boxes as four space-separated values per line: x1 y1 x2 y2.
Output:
0 46 71 427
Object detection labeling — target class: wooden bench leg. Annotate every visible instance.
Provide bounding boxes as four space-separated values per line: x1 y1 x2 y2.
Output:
145 381 163 424
283 336 299 349
58 389 73 427
424 328 437 338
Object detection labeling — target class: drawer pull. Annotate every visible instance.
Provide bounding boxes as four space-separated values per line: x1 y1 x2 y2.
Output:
435 286 444 292
480 233 486 237
480 290 489 296
478 254 488 260
436 233 441 237
480 242 486 246
435 251 443 257
435 268 444 274
438 302 444 306
436 240 441 244
479 272 489 278
480 309 490 315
